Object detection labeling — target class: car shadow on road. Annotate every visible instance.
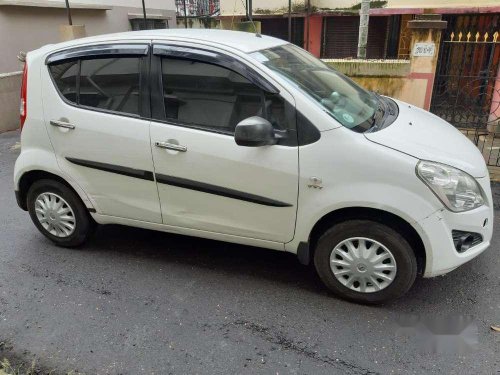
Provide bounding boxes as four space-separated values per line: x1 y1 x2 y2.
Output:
81 223 493 310
86 223 329 292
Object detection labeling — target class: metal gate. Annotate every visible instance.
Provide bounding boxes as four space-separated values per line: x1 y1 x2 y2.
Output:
321 16 388 59
430 31 500 167
259 17 304 47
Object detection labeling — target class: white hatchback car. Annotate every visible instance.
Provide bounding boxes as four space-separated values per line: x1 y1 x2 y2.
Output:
14 29 493 304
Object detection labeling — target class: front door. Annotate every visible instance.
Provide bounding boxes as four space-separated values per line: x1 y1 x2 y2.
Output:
42 43 161 223
149 45 298 243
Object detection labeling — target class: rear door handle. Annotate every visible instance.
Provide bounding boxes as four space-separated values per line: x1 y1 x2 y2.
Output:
50 120 75 130
155 141 187 152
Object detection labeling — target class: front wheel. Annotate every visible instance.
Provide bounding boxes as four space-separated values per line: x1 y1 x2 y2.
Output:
314 220 417 304
27 179 94 247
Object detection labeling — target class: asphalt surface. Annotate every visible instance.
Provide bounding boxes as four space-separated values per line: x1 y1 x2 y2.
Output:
0 130 499 374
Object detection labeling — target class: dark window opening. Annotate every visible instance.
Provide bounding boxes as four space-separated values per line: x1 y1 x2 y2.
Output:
79 58 141 115
130 18 168 31
259 17 305 47
48 56 143 116
160 57 294 135
48 60 79 103
321 16 389 59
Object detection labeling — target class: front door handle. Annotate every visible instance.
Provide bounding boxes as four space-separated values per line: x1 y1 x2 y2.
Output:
155 141 187 152
50 120 75 130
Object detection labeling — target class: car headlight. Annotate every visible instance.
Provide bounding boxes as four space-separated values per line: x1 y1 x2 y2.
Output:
416 161 484 212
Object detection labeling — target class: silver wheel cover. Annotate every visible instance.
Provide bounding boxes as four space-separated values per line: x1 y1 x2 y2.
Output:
330 237 397 293
34 192 76 238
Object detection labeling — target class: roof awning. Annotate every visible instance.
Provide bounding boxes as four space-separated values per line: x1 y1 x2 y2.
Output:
0 0 111 10
128 12 172 20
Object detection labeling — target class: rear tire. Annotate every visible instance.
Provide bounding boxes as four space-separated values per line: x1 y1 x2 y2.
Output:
27 179 94 247
314 220 417 304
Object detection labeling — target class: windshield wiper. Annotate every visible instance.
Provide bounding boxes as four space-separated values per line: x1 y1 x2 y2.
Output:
368 92 386 130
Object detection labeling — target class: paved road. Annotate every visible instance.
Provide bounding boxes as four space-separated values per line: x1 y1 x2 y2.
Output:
0 130 499 374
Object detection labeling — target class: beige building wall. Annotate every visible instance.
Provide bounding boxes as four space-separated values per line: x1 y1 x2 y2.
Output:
220 0 500 15
220 0 286 15
0 0 176 132
220 0 357 15
385 0 499 8
313 0 358 9
0 4 176 73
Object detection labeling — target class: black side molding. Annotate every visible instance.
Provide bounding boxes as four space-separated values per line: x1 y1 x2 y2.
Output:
65 157 154 181
155 174 293 207
65 157 292 207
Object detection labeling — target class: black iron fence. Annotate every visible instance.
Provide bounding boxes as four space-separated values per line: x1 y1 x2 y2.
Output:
430 31 500 167
460 129 500 167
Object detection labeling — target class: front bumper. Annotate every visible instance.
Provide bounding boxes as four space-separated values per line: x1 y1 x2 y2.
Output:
417 177 494 277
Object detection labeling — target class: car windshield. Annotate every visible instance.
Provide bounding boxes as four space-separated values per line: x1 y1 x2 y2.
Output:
250 44 380 132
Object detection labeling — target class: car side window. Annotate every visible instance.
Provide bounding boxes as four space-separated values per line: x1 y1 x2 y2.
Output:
160 57 294 134
79 58 141 115
48 60 79 104
48 56 142 116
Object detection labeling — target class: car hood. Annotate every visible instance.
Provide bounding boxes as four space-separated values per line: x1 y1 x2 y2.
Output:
364 100 488 178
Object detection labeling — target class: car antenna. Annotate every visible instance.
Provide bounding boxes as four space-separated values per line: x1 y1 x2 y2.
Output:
250 16 261 38
246 0 261 37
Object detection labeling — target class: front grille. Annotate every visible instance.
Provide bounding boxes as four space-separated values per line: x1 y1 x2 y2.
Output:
452 230 483 253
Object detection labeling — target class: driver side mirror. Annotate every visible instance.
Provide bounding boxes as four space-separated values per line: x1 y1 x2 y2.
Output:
234 116 276 147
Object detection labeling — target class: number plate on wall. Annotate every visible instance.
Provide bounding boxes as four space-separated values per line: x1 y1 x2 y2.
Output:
413 43 436 57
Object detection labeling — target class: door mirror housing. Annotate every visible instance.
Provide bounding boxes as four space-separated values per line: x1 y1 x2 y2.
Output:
234 116 276 147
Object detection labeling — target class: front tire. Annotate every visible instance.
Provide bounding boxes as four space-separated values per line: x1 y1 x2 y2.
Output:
314 220 417 304
27 179 94 247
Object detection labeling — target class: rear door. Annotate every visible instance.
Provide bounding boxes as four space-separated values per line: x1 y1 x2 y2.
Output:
149 44 299 243
42 43 162 223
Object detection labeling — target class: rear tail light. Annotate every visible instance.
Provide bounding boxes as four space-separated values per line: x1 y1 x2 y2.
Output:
20 62 28 130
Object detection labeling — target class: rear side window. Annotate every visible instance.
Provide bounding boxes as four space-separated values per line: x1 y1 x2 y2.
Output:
48 57 142 116
48 61 79 103
160 57 295 135
79 58 141 115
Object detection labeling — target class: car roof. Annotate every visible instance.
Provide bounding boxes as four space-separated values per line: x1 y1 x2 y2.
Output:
37 29 288 55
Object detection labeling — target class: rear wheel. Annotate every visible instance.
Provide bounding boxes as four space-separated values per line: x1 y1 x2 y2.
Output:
27 179 94 247
314 220 417 304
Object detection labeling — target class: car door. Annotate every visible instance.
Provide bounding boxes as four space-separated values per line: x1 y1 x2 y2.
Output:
42 43 162 223
149 44 299 243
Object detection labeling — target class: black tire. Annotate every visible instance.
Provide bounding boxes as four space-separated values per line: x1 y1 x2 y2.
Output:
27 179 95 247
314 220 417 304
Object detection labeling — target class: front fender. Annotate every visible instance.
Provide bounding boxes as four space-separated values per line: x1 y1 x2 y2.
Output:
287 128 442 253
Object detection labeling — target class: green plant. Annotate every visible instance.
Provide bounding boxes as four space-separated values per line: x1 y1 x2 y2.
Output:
254 8 273 14
0 358 36 375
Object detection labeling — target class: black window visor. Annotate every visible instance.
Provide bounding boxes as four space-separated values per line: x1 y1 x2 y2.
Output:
45 44 149 65
153 44 279 95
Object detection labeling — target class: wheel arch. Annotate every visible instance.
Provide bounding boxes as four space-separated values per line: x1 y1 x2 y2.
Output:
305 207 426 274
17 170 94 213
